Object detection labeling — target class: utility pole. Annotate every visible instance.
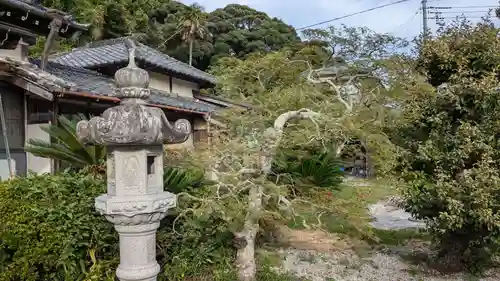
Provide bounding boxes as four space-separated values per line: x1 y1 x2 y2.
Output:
422 0 428 37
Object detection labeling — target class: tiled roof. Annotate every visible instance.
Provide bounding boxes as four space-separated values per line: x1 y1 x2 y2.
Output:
30 59 217 114
2 0 89 31
50 37 216 85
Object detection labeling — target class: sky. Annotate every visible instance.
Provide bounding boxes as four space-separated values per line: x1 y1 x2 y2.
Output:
179 0 499 40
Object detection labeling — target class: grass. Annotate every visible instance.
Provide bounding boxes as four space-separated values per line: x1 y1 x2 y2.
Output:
372 228 430 246
163 246 304 281
287 177 428 246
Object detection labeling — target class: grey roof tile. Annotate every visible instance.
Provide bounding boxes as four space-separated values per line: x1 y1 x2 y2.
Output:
51 37 216 85
30 59 217 113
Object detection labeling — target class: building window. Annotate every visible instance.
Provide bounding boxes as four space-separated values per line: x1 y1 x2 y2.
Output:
27 97 51 124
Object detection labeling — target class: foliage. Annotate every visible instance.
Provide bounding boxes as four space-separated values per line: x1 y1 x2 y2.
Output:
164 166 209 194
0 170 117 281
36 1 300 70
395 19 500 272
24 114 106 169
272 150 344 192
41 0 162 41
209 29 404 175
0 170 241 281
149 3 301 70
176 3 208 66
416 18 499 87
302 24 409 61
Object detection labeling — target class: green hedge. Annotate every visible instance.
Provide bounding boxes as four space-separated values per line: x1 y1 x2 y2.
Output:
0 171 117 281
0 171 235 281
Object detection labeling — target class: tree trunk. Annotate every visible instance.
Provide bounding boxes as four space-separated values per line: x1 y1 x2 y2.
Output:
234 224 259 281
233 109 320 281
188 39 193 66
234 185 262 281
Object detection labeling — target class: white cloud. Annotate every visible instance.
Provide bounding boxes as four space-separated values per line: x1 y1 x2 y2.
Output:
180 0 499 40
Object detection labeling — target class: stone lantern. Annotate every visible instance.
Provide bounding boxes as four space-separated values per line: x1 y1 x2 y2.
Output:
76 39 190 281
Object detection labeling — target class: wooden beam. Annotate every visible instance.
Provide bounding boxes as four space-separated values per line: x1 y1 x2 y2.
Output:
9 76 53 101
57 91 120 103
57 97 109 108
51 95 59 172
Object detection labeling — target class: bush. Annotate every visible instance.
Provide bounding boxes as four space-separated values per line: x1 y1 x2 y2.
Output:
0 170 235 281
164 166 210 193
0 171 117 281
397 89 500 270
392 20 500 272
272 150 344 194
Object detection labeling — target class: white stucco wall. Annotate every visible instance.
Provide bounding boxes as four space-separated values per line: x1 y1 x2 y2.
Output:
148 72 171 93
147 71 200 99
0 159 15 181
26 123 52 174
147 71 204 149
172 77 199 98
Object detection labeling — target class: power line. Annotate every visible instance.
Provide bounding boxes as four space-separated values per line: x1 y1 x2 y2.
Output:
390 9 420 35
429 16 486 19
296 0 411 30
429 11 491 13
428 5 498 9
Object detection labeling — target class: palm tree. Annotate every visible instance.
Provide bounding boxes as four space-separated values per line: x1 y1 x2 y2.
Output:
25 114 106 169
178 3 207 66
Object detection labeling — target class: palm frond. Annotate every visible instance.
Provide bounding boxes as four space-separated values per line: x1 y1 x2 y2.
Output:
24 115 106 169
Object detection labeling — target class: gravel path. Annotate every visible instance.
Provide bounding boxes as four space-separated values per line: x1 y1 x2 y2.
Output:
272 190 500 280
277 248 500 281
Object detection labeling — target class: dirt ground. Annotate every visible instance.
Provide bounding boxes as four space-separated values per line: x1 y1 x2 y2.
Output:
268 227 500 281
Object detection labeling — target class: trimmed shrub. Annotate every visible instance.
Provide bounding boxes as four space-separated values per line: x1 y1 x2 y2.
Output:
0 170 234 281
0 171 117 281
396 82 500 271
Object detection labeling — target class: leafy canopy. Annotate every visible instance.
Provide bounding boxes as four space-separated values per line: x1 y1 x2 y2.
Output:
36 1 301 70
395 18 500 271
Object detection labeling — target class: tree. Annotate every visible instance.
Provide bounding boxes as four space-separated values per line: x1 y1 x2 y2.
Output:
177 3 207 66
25 114 106 169
415 17 499 87
395 19 500 271
207 4 301 61
31 0 162 57
33 1 300 70
209 26 407 173
148 3 301 70
178 27 405 279
302 25 409 61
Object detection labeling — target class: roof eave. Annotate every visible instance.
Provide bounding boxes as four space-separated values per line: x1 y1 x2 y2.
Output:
56 90 211 115
193 93 252 109
0 0 90 31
